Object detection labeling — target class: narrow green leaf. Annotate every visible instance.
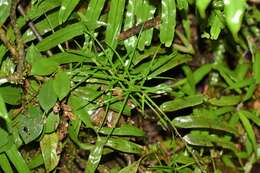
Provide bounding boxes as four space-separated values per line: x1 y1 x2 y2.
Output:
36 22 85 51
0 44 7 63
161 95 205 112
0 0 11 25
193 64 213 84
123 0 138 52
31 58 59 76
135 0 156 50
196 0 212 18
118 160 141 173
208 95 241 106
253 51 260 84
209 10 224 40
238 111 257 152
28 153 44 169
6 145 30 173
224 0 246 40
23 11 61 43
0 153 13 173
183 65 196 95
85 137 104 173
105 138 144 154
239 110 260 126
68 117 93 150
105 0 126 54
160 0 176 47
176 0 188 10
53 71 70 100
28 0 61 20
59 0 80 24
50 52 92 64
97 124 145 137
40 133 60 173
172 115 238 135
0 129 9 148
84 0 106 31
243 81 256 102
0 94 10 124
38 80 57 112
18 107 44 144
133 51 191 78
184 131 239 153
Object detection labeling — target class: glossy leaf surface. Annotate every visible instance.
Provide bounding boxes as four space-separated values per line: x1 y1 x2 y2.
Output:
40 133 60 173
38 80 57 112
172 115 238 135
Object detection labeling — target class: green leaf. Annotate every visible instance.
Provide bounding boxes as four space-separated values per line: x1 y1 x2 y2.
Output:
224 0 246 40
161 95 205 112
183 131 239 153
22 11 62 43
50 52 92 64
135 0 156 51
182 65 196 95
253 51 260 84
0 153 13 173
40 133 60 173
0 44 7 63
105 137 144 154
172 115 238 136
38 80 57 112
196 0 212 18
0 86 22 105
0 94 10 124
239 110 260 126
68 96 93 129
18 107 44 144
0 0 11 25
53 71 70 100
31 58 59 76
36 22 85 51
123 0 138 52
6 145 30 173
118 160 141 173
25 44 42 65
44 112 60 134
97 124 145 137
148 53 192 78
160 0 176 47
105 0 126 54
0 129 9 148
208 95 241 106
28 0 61 20
209 10 224 40
238 111 257 152
28 153 44 170
59 0 80 24
85 137 104 173
68 117 93 150
176 0 188 10
193 64 213 84
83 0 106 31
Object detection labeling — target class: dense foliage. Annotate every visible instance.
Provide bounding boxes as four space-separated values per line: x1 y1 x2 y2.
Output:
0 0 259 172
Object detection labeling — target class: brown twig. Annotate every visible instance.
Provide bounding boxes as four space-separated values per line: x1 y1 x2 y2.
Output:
0 27 18 59
17 4 53 56
10 0 25 75
118 16 161 41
